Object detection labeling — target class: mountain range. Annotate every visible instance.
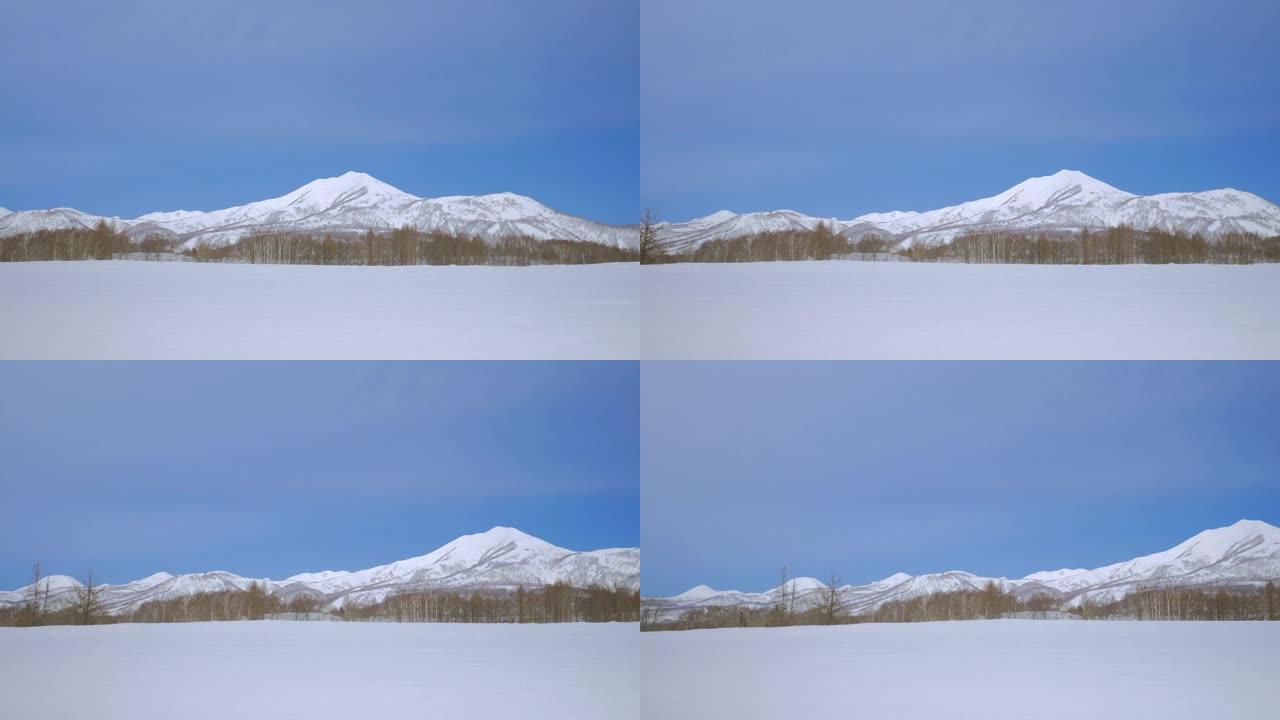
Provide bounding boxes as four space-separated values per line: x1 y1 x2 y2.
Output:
0 527 639 615
655 170 1280 252
0 172 638 250
647 519 1280 619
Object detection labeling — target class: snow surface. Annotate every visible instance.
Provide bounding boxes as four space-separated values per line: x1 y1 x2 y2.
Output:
643 620 1280 719
641 262 1280 359
0 261 638 359
0 621 638 720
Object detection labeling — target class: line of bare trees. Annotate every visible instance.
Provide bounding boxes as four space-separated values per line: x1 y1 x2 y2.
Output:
869 582 1048 623
343 582 639 624
661 223 853 263
0 222 134 261
908 227 1280 264
0 222 637 265
1076 583 1279 621
127 583 321 623
3 564 103 627
642 579 1280 631
2 569 638 626
642 222 1280 265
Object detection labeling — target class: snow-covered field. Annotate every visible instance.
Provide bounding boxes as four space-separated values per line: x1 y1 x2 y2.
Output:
0 261 638 359
643 621 1280 719
0 621 638 720
641 262 1280 358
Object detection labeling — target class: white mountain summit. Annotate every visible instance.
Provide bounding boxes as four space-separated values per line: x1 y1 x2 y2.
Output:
0 527 639 615
656 170 1280 252
0 172 639 250
649 519 1280 618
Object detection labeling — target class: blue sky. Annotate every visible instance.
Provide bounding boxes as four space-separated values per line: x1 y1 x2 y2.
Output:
0 362 638 588
0 0 637 224
641 0 1280 221
641 362 1280 597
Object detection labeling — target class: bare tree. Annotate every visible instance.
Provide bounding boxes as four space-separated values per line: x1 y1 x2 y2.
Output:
245 581 267 620
822 575 843 625
16 561 46 626
74 569 103 625
640 208 661 263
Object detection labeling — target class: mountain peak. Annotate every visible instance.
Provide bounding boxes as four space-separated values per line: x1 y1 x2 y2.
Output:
134 571 174 585
294 171 408 197
775 576 827 593
479 524 532 537
674 584 720 600
1008 169 1128 197
1050 168 1092 180
876 572 912 585
1198 519 1279 542
457 525 553 549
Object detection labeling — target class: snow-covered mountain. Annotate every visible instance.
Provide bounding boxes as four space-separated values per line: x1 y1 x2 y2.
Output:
648 519 1280 618
656 170 1280 252
0 172 638 250
0 527 639 615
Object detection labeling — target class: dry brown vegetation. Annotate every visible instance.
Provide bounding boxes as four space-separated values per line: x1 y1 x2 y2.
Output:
641 581 1280 631
645 225 1280 264
1 569 639 626
0 222 637 265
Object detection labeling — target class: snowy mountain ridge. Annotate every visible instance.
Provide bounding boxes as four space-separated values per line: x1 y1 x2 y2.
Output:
649 520 1280 617
0 527 640 615
656 170 1280 252
0 172 638 250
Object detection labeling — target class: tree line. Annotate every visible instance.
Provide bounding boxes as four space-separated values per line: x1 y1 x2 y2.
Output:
1076 583 1279 621
907 227 1280 264
640 222 1280 265
341 582 639 624
128 583 319 623
0 222 637 265
647 223 856 264
1 563 638 626
641 577 1280 631
869 582 1054 623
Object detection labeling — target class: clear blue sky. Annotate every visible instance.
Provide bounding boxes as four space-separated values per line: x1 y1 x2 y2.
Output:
0 0 637 224
641 0 1280 221
0 362 638 588
641 362 1280 597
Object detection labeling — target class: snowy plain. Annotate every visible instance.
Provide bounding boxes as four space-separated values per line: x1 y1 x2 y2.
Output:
0 261 638 359
0 621 639 720
642 620 1280 719
641 262 1280 358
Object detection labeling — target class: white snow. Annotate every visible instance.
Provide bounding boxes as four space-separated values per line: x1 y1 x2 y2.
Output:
0 621 638 720
0 172 639 249
642 620 1280 719
1 527 640 614
652 520 1280 617
0 261 639 359
673 585 723 601
658 170 1280 250
640 262 1280 359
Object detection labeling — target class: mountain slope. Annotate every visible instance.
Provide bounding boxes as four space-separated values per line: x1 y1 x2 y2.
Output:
0 172 638 250
649 519 1280 618
656 170 1280 252
0 527 639 615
